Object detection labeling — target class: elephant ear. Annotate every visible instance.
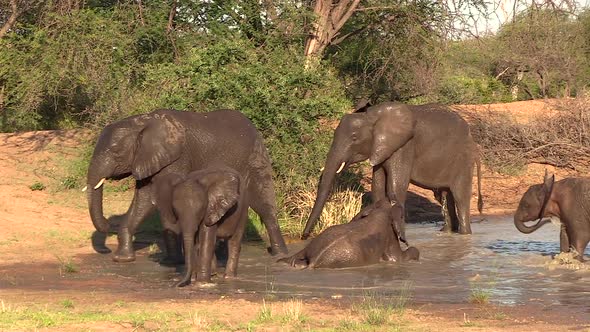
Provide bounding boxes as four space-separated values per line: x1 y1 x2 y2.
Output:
538 169 555 219
132 114 186 180
369 103 415 166
204 172 240 226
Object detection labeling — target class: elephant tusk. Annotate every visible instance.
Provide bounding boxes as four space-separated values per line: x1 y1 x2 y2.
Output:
336 162 346 174
93 178 106 190
320 166 324 172
81 186 88 192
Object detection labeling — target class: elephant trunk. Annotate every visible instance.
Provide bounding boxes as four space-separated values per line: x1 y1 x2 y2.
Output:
513 216 551 234
87 160 111 233
302 154 346 239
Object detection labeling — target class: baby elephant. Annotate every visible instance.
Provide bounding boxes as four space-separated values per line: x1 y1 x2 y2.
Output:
152 166 248 286
514 171 590 261
280 200 419 268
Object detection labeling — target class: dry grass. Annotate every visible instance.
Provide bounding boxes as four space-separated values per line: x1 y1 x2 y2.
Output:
470 96 590 174
282 179 364 237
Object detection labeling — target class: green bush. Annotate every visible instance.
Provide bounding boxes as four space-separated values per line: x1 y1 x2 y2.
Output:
437 75 511 104
129 38 350 192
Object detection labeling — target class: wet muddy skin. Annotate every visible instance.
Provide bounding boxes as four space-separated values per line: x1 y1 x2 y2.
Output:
1 216 589 317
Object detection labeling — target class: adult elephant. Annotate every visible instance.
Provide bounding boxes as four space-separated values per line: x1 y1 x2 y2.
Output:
302 101 483 240
86 109 288 262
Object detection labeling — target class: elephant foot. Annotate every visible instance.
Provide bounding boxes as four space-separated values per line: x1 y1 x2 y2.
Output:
300 233 310 240
267 244 288 256
223 273 238 280
458 228 473 235
113 247 136 263
439 224 453 233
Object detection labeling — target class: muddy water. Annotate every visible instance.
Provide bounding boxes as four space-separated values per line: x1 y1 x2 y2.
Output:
2 216 589 313
229 216 590 312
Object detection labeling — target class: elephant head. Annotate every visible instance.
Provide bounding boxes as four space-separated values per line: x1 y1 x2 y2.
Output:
302 102 415 238
86 112 186 233
514 170 555 234
193 168 241 227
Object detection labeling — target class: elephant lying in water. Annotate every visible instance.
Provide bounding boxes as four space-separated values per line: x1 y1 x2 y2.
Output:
279 200 419 268
514 171 590 261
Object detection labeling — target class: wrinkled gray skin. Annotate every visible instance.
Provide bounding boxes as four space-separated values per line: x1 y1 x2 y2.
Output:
86 109 287 263
281 200 420 269
152 167 247 286
514 171 590 261
302 102 483 240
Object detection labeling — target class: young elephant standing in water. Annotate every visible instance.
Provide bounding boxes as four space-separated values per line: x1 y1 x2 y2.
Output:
152 166 248 286
280 200 419 268
514 171 590 261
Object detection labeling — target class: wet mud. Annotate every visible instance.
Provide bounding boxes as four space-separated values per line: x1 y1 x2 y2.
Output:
1 215 589 319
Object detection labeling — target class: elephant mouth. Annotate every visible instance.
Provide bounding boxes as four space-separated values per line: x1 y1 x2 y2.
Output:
525 217 561 227
523 219 544 227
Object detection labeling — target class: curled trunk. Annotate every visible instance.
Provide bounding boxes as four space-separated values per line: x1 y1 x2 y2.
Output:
514 217 551 234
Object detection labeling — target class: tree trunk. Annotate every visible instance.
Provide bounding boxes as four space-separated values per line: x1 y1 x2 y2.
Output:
304 0 361 68
0 0 20 39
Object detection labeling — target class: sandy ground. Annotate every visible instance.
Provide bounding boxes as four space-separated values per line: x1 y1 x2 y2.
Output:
1 100 589 331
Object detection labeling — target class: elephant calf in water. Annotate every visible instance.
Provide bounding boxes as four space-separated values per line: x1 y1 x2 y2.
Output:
152 166 248 286
280 200 419 268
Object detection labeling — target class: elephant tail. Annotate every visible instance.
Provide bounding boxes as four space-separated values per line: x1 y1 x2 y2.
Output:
475 148 483 214
277 249 309 269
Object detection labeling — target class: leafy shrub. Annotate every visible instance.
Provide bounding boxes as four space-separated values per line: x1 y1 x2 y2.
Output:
437 75 511 104
29 182 46 191
129 38 350 196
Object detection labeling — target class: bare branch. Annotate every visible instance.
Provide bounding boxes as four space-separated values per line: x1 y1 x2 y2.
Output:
0 0 21 39
167 0 177 33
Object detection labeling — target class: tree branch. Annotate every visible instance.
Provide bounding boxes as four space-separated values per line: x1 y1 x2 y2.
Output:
0 0 21 39
166 0 177 33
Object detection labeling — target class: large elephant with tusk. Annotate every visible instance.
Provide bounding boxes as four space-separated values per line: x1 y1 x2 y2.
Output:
86 109 288 262
302 101 483 240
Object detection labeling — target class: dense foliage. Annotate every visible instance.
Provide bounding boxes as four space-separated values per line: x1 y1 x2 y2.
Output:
1 1 590 209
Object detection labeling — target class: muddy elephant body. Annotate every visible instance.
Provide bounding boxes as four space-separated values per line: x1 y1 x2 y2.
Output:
153 167 248 286
303 102 482 240
86 109 287 262
514 172 590 261
282 201 419 269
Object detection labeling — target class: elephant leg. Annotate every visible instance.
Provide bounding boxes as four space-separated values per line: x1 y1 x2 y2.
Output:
176 228 196 287
114 183 155 262
439 190 452 233
248 175 287 255
384 146 413 242
225 209 248 278
196 223 218 283
450 178 473 235
440 191 459 233
371 165 387 202
560 224 570 253
571 237 589 262
162 230 183 265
